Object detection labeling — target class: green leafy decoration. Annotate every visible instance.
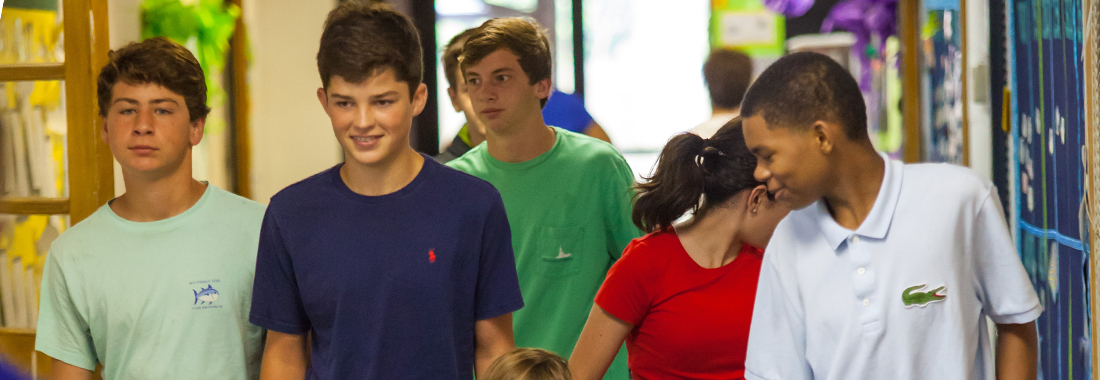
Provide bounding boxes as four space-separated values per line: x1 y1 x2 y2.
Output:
141 0 240 106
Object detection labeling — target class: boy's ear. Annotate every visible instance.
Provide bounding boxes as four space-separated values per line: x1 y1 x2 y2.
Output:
534 78 552 100
316 87 329 111
411 83 429 116
189 117 206 146
446 87 462 112
811 120 834 155
101 116 110 144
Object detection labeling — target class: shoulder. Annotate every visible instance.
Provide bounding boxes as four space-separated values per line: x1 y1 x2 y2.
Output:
617 231 677 268
47 207 115 259
761 206 824 263
207 186 266 219
901 162 994 211
267 165 341 209
446 144 487 174
426 156 502 203
555 129 630 171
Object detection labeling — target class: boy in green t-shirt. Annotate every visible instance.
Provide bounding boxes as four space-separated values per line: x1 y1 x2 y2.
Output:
35 37 265 379
447 17 639 379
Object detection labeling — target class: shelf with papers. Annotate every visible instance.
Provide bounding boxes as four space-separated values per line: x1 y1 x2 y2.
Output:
0 198 69 215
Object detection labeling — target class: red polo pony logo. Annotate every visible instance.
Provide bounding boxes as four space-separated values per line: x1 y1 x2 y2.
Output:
429 249 436 263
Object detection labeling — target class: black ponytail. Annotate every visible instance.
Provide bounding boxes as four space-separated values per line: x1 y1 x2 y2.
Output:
631 117 763 233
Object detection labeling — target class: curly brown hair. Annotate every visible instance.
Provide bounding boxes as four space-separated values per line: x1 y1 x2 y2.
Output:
97 37 210 122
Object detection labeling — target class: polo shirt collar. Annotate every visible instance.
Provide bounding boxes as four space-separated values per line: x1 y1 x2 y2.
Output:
813 153 903 251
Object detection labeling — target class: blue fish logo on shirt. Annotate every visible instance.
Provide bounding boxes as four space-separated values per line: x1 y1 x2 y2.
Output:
193 285 220 305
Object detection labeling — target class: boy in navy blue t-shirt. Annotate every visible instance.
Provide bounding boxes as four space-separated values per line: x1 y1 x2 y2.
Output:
249 3 524 379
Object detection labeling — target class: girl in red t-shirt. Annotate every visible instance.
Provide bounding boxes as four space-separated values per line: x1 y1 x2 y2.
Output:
569 117 789 380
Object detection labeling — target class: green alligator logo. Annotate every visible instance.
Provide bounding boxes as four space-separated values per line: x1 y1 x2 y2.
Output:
902 284 946 308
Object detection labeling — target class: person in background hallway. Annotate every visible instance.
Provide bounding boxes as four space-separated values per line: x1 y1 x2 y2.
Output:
249 3 522 379
435 28 490 163
691 49 753 138
484 348 572 380
569 118 789 380
742 52 1039 380
36 37 265 379
447 17 640 379
542 89 612 143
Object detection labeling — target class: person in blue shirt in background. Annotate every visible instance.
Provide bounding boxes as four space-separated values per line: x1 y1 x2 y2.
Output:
542 89 611 143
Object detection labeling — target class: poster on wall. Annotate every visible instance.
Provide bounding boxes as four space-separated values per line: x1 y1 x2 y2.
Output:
1009 0 1091 378
922 1 964 164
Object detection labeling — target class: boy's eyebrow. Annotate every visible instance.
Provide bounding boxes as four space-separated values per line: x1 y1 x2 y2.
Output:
368 91 399 99
491 68 515 75
149 98 180 106
329 93 355 100
112 98 139 105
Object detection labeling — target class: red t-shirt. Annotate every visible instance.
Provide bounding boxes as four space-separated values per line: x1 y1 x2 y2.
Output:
594 229 763 380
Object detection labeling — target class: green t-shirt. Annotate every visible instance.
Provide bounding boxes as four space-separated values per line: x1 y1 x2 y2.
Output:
35 185 265 380
448 127 640 379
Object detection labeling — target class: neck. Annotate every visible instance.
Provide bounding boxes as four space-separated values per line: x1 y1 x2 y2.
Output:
341 147 424 196
112 156 207 222
822 144 885 230
676 205 744 269
712 106 739 116
467 121 487 147
485 113 556 163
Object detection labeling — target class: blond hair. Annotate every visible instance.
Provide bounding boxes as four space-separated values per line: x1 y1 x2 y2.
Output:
483 348 572 380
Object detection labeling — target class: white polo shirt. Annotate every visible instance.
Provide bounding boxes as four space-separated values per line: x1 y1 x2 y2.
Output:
745 154 1042 380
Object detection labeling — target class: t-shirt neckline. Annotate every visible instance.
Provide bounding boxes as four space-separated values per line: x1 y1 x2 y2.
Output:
330 153 436 203
669 227 757 271
102 182 214 231
482 126 564 172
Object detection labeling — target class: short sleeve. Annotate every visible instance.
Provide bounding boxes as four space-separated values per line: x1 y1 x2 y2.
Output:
972 188 1043 324
593 240 654 325
249 207 310 334
744 244 812 380
603 155 642 260
35 249 98 370
474 196 525 320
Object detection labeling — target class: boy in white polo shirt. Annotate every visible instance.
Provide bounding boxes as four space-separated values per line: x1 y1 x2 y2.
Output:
741 52 1040 380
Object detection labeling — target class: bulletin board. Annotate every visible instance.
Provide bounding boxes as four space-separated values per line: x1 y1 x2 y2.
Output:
1008 0 1092 378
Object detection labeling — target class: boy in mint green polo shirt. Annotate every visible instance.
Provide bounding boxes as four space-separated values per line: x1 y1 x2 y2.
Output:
35 37 264 379
447 17 639 379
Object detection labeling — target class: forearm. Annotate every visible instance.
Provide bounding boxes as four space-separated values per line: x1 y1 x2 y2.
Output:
474 313 517 378
259 330 309 380
51 359 93 380
474 340 514 377
996 321 1038 380
569 306 632 380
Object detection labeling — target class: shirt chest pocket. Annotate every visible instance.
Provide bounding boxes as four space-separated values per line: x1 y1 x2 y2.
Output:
535 226 586 278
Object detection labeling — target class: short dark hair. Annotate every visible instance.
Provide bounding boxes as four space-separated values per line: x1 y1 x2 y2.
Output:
461 17 552 107
442 28 477 89
97 37 209 122
317 1 422 96
632 117 764 233
703 49 753 109
741 51 868 140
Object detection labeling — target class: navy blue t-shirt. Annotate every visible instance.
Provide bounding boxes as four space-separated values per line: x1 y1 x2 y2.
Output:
249 156 524 379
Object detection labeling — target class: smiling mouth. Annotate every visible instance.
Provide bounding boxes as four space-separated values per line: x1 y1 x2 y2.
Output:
351 136 381 143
